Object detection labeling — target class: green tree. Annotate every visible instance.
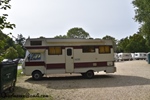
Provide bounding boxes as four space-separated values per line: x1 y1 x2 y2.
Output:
4 36 15 49
15 34 25 46
0 40 5 54
54 35 68 38
0 30 13 55
15 44 25 58
132 0 150 46
5 47 18 60
67 27 90 39
0 0 15 30
126 34 149 52
0 56 4 62
0 30 5 53
0 1 16 61
39 36 45 38
117 37 130 53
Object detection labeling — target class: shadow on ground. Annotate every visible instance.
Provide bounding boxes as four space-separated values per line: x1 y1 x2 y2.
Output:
25 74 150 89
0 86 31 100
14 86 31 95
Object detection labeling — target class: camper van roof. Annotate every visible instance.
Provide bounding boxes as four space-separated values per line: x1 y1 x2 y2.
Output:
24 38 114 47
26 38 112 42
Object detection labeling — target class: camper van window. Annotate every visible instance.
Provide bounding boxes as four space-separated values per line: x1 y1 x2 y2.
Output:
99 46 111 53
82 46 95 53
48 47 62 55
29 53 41 60
67 49 72 56
30 41 42 45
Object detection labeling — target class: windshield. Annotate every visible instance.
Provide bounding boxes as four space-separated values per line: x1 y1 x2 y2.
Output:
28 53 41 60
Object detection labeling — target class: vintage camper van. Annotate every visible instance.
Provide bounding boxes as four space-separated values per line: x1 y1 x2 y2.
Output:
22 38 116 80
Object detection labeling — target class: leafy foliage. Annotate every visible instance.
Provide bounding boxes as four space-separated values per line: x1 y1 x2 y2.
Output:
0 1 25 60
132 0 150 23
132 0 150 47
126 34 149 52
0 30 14 54
54 27 90 39
0 56 4 62
116 37 129 53
67 27 90 39
54 35 68 38
5 47 18 60
0 31 25 60
15 34 26 46
117 34 150 53
0 0 15 30
15 44 25 58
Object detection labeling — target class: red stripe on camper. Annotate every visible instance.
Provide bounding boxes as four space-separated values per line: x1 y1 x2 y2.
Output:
74 62 107 68
46 63 65 69
25 61 45 66
25 46 48 49
25 62 107 68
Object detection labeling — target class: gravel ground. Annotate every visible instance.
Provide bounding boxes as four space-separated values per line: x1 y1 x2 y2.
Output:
15 60 150 100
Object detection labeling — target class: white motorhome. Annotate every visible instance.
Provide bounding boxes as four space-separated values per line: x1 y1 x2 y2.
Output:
22 38 116 80
117 53 132 61
134 52 147 60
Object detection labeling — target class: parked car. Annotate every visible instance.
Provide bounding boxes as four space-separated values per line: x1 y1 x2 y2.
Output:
13 58 20 63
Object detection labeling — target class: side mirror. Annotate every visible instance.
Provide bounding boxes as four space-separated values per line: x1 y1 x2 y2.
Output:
27 55 30 61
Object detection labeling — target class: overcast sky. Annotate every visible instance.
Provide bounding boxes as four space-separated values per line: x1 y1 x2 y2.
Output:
2 0 140 40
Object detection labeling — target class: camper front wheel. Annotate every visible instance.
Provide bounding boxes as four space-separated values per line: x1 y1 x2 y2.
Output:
85 70 94 79
32 71 43 80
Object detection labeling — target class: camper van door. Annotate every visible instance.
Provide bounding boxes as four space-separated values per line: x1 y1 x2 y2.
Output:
65 47 74 72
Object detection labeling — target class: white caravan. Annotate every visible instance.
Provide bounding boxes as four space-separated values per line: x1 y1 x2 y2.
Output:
22 38 116 80
131 53 135 60
134 52 147 60
114 53 119 62
117 53 132 61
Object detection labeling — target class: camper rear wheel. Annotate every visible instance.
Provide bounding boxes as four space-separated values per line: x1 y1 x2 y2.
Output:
32 71 43 80
85 70 94 79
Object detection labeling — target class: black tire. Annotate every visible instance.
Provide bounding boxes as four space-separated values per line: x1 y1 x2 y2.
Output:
32 71 43 80
85 70 94 79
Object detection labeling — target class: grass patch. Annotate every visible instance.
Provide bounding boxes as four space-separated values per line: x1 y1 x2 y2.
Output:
1 96 53 100
18 63 22 66
17 69 23 77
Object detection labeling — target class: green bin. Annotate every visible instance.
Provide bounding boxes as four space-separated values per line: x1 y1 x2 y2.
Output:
0 59 18 97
